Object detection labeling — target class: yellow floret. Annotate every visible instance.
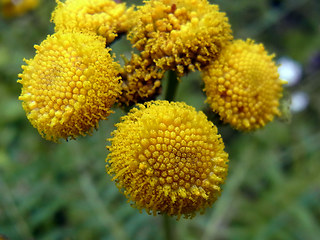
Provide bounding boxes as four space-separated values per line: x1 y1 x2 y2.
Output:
1 0 39 18
51 0 135 43
18 31 122 142
202 39 286 131
106 100 228 219
119 53 164 106
128 0 233 76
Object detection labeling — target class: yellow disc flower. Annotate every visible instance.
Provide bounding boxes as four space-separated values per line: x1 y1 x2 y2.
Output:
51 0 135 43
128 0 233 76
107 101 228 219
1 0 39 18
119 53 164 106
18 31 122 142
202 39 286 131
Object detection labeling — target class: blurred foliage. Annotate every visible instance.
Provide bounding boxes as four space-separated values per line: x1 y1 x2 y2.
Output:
0 0 320 239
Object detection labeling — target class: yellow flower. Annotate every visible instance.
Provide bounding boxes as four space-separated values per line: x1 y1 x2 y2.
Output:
1 0 39 18
51 0 135 43
107 101 228 219
18 31 122 142
119 53 164 106
202 39 286 131
128 0 233 76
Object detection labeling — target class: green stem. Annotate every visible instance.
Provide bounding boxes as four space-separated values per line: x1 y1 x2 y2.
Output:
165 70 179 102
163 214 173 240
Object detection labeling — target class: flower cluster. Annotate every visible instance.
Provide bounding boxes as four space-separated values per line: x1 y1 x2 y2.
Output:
18 0 286 219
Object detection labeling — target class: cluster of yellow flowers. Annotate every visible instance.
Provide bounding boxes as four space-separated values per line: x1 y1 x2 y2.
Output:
18 0 285 219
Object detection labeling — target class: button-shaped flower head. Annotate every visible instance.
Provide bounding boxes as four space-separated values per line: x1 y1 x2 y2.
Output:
128 0 233 76
51 0 134 43
18 31 122 142
202 39 286 131
119 53 164 106
107 101 228 219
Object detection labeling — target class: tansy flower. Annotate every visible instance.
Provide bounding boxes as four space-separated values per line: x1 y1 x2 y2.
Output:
1 0 39 18
202 39 286 131
119 53 164 106
51 0 135 43
128 0 232 76
106 101 228 219
18 31 122 142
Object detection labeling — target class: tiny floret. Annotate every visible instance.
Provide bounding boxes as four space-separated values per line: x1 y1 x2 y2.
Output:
128 0 233 76
106 101 228 219
202 39 285 131
18 31 122 141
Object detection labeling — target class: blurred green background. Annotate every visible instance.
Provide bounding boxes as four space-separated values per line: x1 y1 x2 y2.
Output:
0 0 320 239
